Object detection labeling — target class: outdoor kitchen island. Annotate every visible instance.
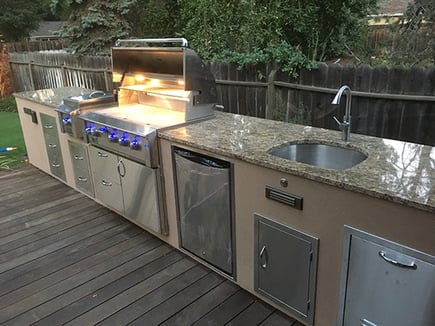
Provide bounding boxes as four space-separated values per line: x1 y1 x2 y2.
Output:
158 112 435 326
14 88 435 326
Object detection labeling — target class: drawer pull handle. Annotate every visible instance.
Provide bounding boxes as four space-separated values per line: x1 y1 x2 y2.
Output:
97 151 109 158
378 251 417 270
48 144 57 148
44 124 54 129
74 155 84 160
101 180 112 186
51 163 61 168
78 176 88 182
360 318 378 326
259 245 268 269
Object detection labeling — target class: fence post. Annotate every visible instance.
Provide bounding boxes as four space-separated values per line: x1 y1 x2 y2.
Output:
104 71 110 92
28 61 35 90
61 64 67 87
266 69 277 120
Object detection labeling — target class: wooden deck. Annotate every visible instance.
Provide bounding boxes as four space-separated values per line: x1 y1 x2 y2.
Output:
0 165 303 326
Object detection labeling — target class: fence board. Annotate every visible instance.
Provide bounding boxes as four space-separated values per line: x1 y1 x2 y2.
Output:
353 64 372 135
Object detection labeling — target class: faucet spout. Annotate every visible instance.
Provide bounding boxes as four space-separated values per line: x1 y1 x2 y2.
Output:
332 85 352 142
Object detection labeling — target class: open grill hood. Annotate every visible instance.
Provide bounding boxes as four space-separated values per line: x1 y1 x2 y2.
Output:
111 38 217 121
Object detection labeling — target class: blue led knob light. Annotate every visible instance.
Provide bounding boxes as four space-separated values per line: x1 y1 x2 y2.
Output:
62 115 72 125
108 129 119 142
130 137 140 150
119 132 130 146
85 123 95 135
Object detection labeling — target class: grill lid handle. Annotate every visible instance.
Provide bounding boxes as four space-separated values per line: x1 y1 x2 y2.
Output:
114 38 188 48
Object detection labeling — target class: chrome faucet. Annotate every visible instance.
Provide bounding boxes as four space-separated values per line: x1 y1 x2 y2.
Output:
332 85 352 142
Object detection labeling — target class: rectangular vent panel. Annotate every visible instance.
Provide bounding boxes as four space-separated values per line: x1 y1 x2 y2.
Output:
265 186 303 210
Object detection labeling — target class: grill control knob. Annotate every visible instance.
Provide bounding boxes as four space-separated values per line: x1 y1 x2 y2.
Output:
130 138 140 150
119 133 130 146
97 126 109 134
108 130 119 142
62 115 72 125
85 124 96 135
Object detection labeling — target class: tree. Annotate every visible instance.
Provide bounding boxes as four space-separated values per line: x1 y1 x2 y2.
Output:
51 0 181 55
52 0 145 55
0 0 42 41
179 0 378 62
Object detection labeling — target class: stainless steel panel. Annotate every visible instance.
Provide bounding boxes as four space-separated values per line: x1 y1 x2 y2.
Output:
120 158 161 233
83 118 156 167
254 214 318 325
338 226 435 326
174 148 233 276
41 113 66 181
88 146 120 176
68 140 94 196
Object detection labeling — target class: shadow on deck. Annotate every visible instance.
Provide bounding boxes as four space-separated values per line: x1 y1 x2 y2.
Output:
0 165 303 326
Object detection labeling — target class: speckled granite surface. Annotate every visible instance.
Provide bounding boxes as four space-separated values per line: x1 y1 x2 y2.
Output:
159 112 435 213
14 87 91 108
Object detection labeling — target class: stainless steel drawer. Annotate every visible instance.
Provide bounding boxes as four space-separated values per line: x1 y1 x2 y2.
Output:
338 226 435 326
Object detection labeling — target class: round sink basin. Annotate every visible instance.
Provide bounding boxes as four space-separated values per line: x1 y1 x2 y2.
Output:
269 143 367 170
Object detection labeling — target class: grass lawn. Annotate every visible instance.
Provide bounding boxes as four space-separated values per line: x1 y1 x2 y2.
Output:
0 112 27 170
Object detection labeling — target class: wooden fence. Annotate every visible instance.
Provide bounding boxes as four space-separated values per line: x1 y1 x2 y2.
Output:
9 52 112 92
8 51 435 146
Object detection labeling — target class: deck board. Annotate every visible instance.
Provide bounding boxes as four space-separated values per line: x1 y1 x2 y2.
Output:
0 165 303 326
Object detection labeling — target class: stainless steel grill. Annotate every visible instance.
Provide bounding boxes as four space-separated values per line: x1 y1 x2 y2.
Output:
80 38 217 167
77 38 217 236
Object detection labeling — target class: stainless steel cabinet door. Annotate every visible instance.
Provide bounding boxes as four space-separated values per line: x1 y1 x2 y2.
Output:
174 148 233 276
88 146 123 213
119 157 161 234
339 227 435 326
254 214 318 325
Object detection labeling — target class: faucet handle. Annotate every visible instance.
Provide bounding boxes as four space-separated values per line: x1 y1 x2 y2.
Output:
333 116 344 129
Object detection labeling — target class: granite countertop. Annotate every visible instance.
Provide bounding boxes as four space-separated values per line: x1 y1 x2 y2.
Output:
159 112 435 213
14 87 91 108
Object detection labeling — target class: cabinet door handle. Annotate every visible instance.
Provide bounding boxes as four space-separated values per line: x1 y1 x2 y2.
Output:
51 163 61 168
117 159 126 177
44 124 54 129
101 180 112 186
77 176 88 182
259 245 268 269
74 155 84 160
97 151 109 158
378 251 417 270
48 143 57 148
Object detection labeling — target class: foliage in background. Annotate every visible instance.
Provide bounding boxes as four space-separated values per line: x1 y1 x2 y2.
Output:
394 0 434 65
0 0 42 41
47 0 378 73
362 0 434 67
0 96 17 112
179 0 378 66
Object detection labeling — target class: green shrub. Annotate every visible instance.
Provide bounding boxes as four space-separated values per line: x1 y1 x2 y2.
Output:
0 96 17 113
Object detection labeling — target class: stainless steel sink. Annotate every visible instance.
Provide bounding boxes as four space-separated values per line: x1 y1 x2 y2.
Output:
269 143 367 170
